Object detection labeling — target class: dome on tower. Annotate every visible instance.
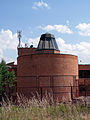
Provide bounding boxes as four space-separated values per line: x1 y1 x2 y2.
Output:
37 33 59 51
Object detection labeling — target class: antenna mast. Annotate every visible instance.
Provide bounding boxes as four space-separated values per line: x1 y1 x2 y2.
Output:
17 30 22 48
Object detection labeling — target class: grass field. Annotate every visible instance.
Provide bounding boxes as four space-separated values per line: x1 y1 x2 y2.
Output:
0 95 90 120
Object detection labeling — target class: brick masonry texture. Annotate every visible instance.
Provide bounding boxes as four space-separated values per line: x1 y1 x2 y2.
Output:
17 48 78 101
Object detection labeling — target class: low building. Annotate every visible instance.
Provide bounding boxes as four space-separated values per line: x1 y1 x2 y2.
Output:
78 65 90 96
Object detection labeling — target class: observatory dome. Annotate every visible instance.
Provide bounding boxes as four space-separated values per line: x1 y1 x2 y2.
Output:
37 33 59 51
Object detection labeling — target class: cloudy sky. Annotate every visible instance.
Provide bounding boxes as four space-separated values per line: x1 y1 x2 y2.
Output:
0 0 90 64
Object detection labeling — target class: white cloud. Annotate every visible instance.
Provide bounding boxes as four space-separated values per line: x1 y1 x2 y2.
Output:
32 1 50 9
56 37 90 64
0 29 22 62
39 25 73 34
28 36 90 64
1 28 90 64
0 29 18 50
76 23 90 36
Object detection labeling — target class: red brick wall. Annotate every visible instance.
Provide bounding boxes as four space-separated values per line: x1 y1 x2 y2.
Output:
18 48 36 56
17 54 78 76
78 65 90 96
79 64 90 70
17 48 78 101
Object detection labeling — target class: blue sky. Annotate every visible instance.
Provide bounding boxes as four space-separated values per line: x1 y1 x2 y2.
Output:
0 0 90 64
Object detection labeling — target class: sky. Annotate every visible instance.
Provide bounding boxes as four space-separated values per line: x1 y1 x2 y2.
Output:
0 0 90 64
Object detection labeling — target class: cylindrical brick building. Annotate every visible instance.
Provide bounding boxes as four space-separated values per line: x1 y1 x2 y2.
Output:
17 33 78 101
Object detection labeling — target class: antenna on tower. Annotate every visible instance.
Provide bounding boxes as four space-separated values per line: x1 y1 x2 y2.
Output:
17 30 22 48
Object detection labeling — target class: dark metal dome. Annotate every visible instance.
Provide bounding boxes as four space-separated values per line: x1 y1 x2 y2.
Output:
37 33 59 51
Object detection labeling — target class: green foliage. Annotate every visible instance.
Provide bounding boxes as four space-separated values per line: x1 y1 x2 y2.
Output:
8 71 16 86
0 60 16 96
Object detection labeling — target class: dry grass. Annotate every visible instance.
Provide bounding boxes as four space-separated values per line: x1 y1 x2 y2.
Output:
0 94 90 120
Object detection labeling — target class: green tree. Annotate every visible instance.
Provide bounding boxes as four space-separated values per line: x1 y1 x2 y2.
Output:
0 60 16 98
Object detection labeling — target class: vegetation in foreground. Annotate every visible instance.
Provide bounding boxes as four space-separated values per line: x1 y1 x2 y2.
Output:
0 95 90 120
0 60 16 99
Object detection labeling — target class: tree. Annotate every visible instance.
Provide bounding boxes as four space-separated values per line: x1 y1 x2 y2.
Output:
0 60 16 99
